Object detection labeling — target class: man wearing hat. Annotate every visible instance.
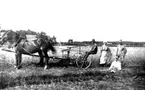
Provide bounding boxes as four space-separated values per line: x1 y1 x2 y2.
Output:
116 39 127 67
116 40 127 61
83 42 98 61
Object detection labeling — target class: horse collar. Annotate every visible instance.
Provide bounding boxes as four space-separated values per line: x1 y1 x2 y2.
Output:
14 36 24 47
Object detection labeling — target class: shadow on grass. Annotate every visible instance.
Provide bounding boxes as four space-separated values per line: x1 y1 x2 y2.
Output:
0 70 106 89
20 57 73 67
25 58 82 69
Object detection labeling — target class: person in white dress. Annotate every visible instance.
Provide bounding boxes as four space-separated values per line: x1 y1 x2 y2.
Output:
109 55 122 73
99 41 112 67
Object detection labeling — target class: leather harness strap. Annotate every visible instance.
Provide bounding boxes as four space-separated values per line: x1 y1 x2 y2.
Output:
14 36 33 56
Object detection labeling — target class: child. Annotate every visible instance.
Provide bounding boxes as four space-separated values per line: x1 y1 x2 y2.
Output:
109 55 121 73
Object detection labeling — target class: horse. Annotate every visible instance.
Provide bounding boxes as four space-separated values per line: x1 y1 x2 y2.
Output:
0 30 56 70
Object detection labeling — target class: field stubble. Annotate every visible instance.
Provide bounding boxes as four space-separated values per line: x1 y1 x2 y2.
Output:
0 46 145 90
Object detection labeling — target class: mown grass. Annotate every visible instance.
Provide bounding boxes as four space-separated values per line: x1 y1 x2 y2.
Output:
1 67 140 90
0 47 145 90
0 70 105 88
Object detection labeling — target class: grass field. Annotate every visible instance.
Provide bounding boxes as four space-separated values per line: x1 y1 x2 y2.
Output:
0 46 145 90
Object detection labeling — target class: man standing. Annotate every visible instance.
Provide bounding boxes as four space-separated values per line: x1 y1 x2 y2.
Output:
116 40 127 61
116 40 127 67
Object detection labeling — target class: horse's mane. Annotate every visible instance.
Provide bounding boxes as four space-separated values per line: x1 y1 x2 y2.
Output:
2 30 10 37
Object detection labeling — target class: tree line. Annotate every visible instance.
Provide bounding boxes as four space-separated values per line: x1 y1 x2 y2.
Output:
1 29 144 47
0 29 57 43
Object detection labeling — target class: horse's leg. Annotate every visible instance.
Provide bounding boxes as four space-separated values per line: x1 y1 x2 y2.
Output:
15 51 22 69
43 51 49 70
122 54 126 68
15 53 18 68
38 51 44 66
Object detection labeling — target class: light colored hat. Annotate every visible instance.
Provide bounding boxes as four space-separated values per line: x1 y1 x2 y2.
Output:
103 41 108 44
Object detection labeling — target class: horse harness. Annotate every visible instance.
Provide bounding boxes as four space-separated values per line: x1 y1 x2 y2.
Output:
14 36 34 56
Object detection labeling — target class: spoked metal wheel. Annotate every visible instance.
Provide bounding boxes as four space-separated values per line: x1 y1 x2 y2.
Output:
75 54 92 69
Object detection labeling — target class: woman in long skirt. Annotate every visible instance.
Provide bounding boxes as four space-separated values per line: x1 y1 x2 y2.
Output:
99 41 112 67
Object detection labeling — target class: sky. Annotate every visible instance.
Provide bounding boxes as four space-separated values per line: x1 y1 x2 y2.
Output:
0 0 145 42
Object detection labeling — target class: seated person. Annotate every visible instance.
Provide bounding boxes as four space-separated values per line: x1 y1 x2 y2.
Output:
83 43 98 60
109 55 121 73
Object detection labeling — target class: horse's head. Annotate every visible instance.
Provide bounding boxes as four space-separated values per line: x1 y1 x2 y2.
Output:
48 41 56 53
0 30 20 45
37 38 56 53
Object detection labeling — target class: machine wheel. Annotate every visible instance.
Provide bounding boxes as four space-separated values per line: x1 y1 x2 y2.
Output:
75 54 92 69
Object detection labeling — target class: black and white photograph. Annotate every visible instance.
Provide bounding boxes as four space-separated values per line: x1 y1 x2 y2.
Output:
0 0 145 89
